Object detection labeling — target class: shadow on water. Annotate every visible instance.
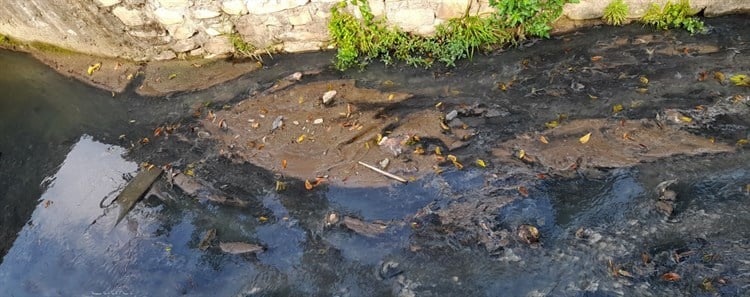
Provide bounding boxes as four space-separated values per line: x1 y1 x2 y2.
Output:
2 15 750 296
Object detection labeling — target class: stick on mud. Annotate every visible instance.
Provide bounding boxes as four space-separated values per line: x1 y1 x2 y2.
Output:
357 161 408 184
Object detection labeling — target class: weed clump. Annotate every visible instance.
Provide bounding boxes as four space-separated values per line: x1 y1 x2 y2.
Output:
229 34 269 61
641 0 705 34
603 0 629 26
328 0 577 70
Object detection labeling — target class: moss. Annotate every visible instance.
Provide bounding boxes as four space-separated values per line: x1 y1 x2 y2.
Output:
229 34 268 61
28 41 78 55
641 0 705 34
603 0 629 26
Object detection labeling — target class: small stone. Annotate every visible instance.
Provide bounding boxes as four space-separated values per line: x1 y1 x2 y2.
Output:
189 47 205 56
221 0 246 15
322 90 336 105
203 36 234 55
193 8 221 19
154 8 185 25
445 109 458 121
170 22 197 40
289 10 313 26
313 118 323 125
292 120 299 125
153 50 177 60
171 38 197 53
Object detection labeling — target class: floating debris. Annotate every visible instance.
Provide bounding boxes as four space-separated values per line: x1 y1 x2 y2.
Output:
219 242 264 254
115 167 164 225
342 216 386 237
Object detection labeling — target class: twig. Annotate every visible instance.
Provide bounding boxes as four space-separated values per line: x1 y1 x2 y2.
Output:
357 161 408 184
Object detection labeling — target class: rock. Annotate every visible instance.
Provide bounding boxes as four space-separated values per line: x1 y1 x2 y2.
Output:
115 168 164 225
445 109 458 121
112 6 146 26
219 242 264 254
288 9 313 26
203 36 234 55
436 0 469 19
95 0 121 7
159 0 190 9
342 216 387 237
193 8 221 19
171 38 197 53
169 22 197 40
204 27 221 36
322 90 336 105
153 50 177 60
235 14 290 48
386 3 435 33
245 0 309 14
313 118 323 124
221 0 246 15
283 41 321 53
154 7 185 25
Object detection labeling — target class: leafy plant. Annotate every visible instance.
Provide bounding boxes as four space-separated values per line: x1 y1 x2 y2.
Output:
229 34 268 61
603 0 629 26
641 0 704 34
328 0 577 70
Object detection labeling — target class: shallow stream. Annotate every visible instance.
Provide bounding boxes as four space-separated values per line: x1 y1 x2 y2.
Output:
1 16 749 296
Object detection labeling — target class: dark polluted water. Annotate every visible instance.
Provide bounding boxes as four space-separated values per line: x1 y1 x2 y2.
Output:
2 16 750 296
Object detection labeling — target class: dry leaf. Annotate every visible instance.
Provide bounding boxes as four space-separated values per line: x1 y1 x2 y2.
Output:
679 116 693 123
141 137 150 144
305 179 314 190
281 159 287 169
275 180 286 192
87 62 101 75
518 149 526 160
414 147 425 154
539 136 549 144
258 216 268 222
639 76 649 85
185 168 194 176
737 139 749 146
617 269 633 278
153 127 163 137
698 71 708 81
730 74 750 87
635 87 649 94
545 120 559 129
518 186 529 197
661 272 681 282
476 159 487 168
296 134 306 143
591 56 603 62
613 104 624 113
435 147 442 156
714 71 725 82
579 132 592 144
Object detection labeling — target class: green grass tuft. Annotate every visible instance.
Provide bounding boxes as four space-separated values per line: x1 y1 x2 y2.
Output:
603 0 629 26
641 0 705 34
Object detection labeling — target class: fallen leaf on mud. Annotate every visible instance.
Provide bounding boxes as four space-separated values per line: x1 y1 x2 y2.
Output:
476 159 487 168
579 133 592 144
545 120 559 129
518 186 529 197
730 74 749 86
539 136 549 144
737 139 748 146
414 147 425 155
635 87 648 94
435 147 442 156
258 216 268 222
591 56 603 62
613 104 624 113
518 149 526 160
218 119 227 130
447 155 463 169
126 73 134 80
679 116 693 123
714 71 725 82
184 168 194 176
275 180 286 192
153 127 163 137
617 269 633 278
296 134 306 143
87 62 101 75
698 71 708 81
281 159 287 169
305 179 314 190
207 110 216 122
587 94 598 100
219 242 264 254
435 102 443 109
168 73 177 80
141 137 150 144
198 228 216 251
661 272 681 282
639 76 649 85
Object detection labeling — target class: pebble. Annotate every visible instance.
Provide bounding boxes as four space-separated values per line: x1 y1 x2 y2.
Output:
322 90 337 105
313 118 323 124
445 110 458 121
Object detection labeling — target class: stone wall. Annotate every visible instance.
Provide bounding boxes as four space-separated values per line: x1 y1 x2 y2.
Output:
0 0 747 61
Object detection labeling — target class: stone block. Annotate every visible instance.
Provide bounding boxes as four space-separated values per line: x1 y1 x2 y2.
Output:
204 36 235 55
154 7 185 25
193 8 222 19
386 4 434 33
171 38 198 52
95 0 122 7
236 14 290 48
245 0 309 14
283 41 321 53
112 6 146 26
159 0 190 9
436 0 469 19
222 0 247 14
169 21 197 39
288 9 312 26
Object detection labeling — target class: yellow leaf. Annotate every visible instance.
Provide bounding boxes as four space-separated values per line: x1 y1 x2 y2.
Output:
730 74 750 87
296 134 306 143
87 63 101 76
737 138 749 146
435 147 442 156
587 94 598 100
714 71 725 82
275 180 286 192
258 216 268 222
168 73 177 80
679 116 693 123
639 76 649 85
305 179 314 190
126 73 134 80
579 132 592 144
613 104 624 113
435 102 443 108
539 135 549 144
476 159 487 168
388 93 394 100
447 154 458 162
281 159 287 169
545 120 559 129
518 149 526 160
185 168 194 176
440 121 450 131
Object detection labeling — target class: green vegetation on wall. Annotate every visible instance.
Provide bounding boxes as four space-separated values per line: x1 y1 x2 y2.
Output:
328 0 577 70
641 0 705 34
603 0 629 26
